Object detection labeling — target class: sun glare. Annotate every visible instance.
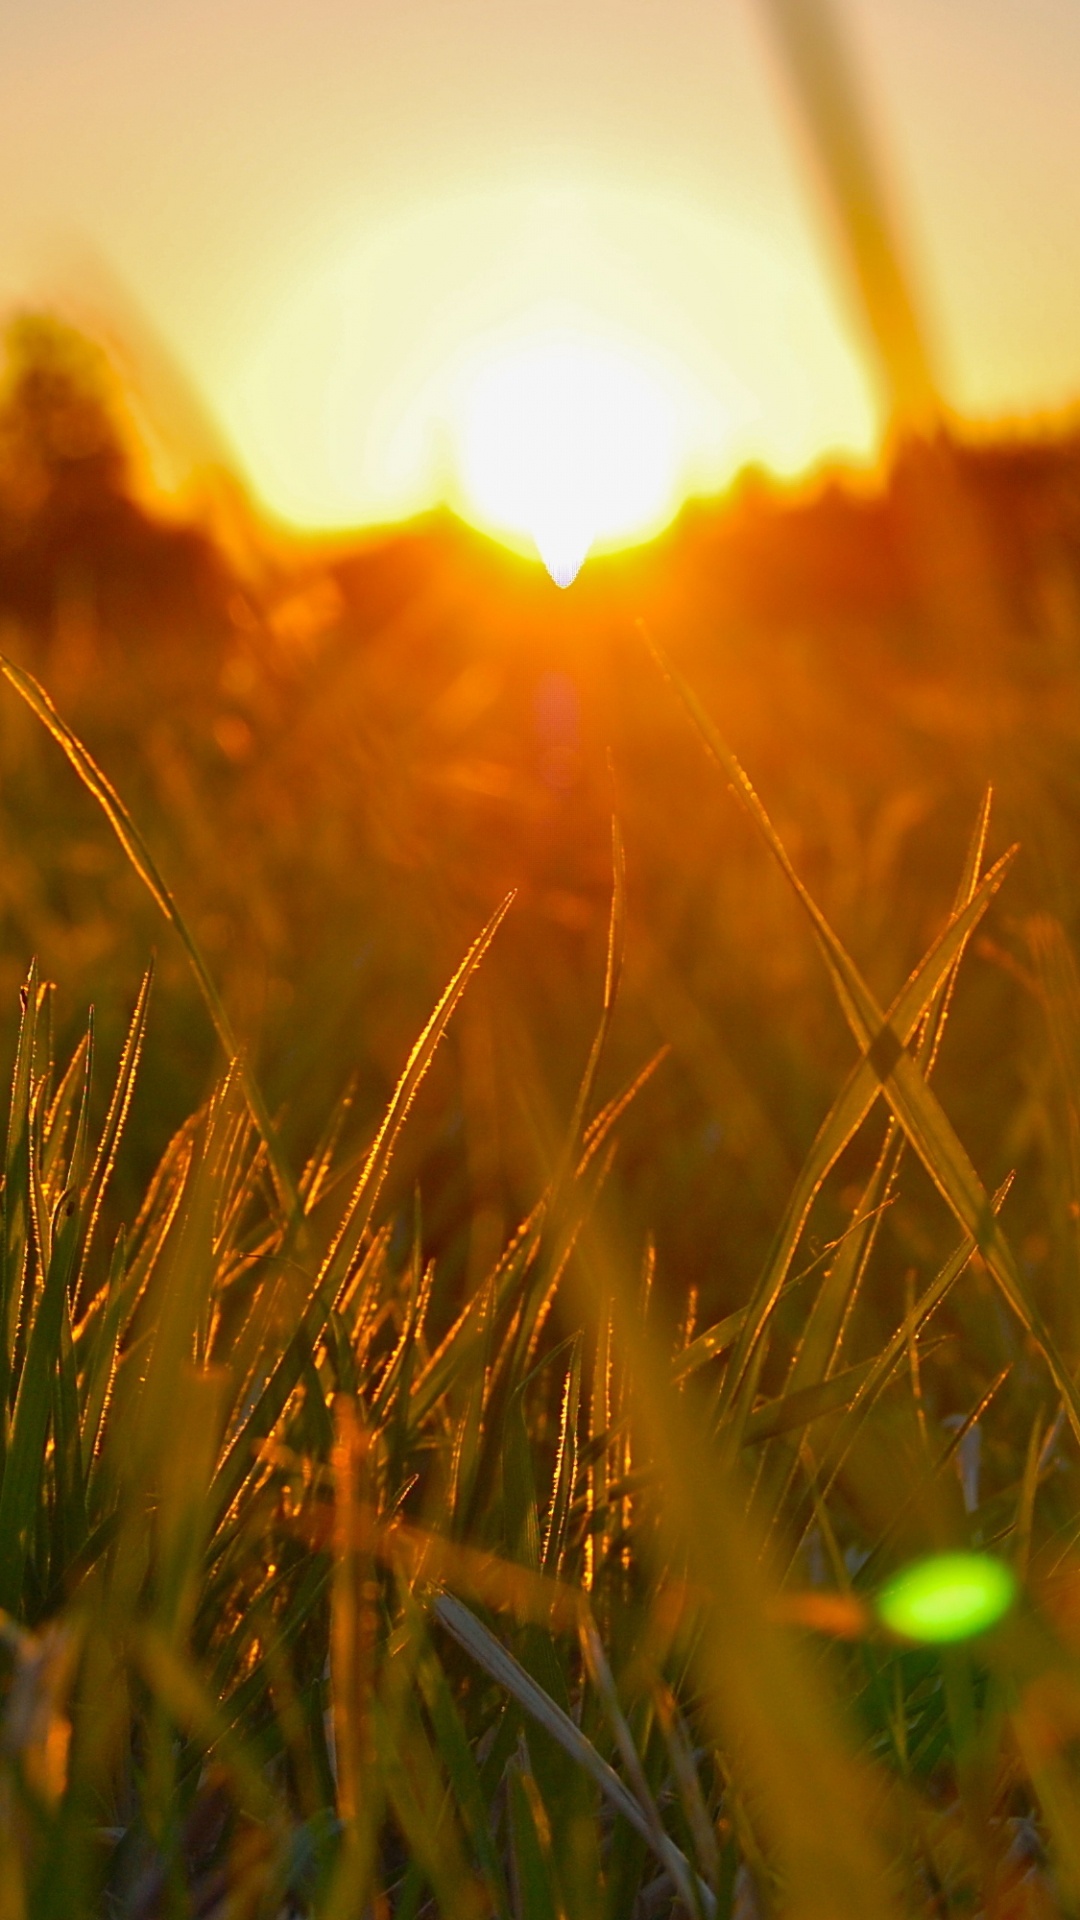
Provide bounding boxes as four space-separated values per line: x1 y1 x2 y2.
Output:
221 182 877 545
453 330 681 585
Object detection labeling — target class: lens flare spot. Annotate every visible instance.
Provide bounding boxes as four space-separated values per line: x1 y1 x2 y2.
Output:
454 329 682 586
876 1553 1017 1644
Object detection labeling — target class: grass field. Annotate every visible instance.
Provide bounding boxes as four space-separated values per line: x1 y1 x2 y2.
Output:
2 319 1080 1916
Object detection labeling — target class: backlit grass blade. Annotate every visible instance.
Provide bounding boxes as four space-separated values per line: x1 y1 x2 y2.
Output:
0 649 300 1227
502 1369 544 1574
541 1339 581 1577
210 896 513 1529
299 1071 358 1213
641 623 1004 1068
132 1623 278 1828
641 621 880 1033
0 1066 91 1612
466 824 628 1449
743 1356 888 1447
40 1031 90 1201
410 1204 544 1427
652 1680 720 1891
512 818 627 1350
78 1227 128 1480
73 963 153 1314
50 1274 89 1587
576 1046 669 1180
315 888 515 1303
0 961 40 1447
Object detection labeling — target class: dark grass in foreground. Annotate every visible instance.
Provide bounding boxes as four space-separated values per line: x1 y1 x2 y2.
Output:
0 650 1079 1919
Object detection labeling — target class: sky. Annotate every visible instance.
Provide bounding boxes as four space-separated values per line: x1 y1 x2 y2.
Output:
1 0 1079 548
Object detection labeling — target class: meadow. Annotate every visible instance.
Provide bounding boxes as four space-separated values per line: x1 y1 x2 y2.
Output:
2 316 1080 1915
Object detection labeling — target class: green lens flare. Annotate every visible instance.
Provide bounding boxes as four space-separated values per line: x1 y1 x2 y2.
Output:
876 1553 1017 1644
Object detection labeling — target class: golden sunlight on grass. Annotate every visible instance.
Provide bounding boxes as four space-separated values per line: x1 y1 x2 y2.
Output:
3 0 1080 1901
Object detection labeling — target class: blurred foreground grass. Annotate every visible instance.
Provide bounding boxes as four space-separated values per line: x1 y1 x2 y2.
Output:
2 319 1080 1914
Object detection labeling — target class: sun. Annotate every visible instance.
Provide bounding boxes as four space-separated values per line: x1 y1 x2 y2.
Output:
221 182 877 544
451 326 683 586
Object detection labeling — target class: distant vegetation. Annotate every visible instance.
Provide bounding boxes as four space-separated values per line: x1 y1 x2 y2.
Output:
2 314 1080 1915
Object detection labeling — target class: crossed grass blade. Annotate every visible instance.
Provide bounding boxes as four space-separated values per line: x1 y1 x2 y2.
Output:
782 785 993 1404
749 792 995 1529
673 844 1013 1397
644 626 1080 1448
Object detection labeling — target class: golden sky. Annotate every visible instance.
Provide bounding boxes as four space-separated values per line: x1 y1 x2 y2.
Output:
2 0 1078 549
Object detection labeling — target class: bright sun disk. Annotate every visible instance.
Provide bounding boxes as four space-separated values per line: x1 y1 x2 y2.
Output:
453 330 683 586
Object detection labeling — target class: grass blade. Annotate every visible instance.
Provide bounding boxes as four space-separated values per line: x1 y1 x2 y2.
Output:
0 649 299 1226
431 1593 715 1915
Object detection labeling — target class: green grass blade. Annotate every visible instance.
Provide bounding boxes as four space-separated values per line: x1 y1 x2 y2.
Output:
506 1758 563 1920
0 1167 85 1611
431 1593 714 1913
0 961 40 1446
411 1610 514 1917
